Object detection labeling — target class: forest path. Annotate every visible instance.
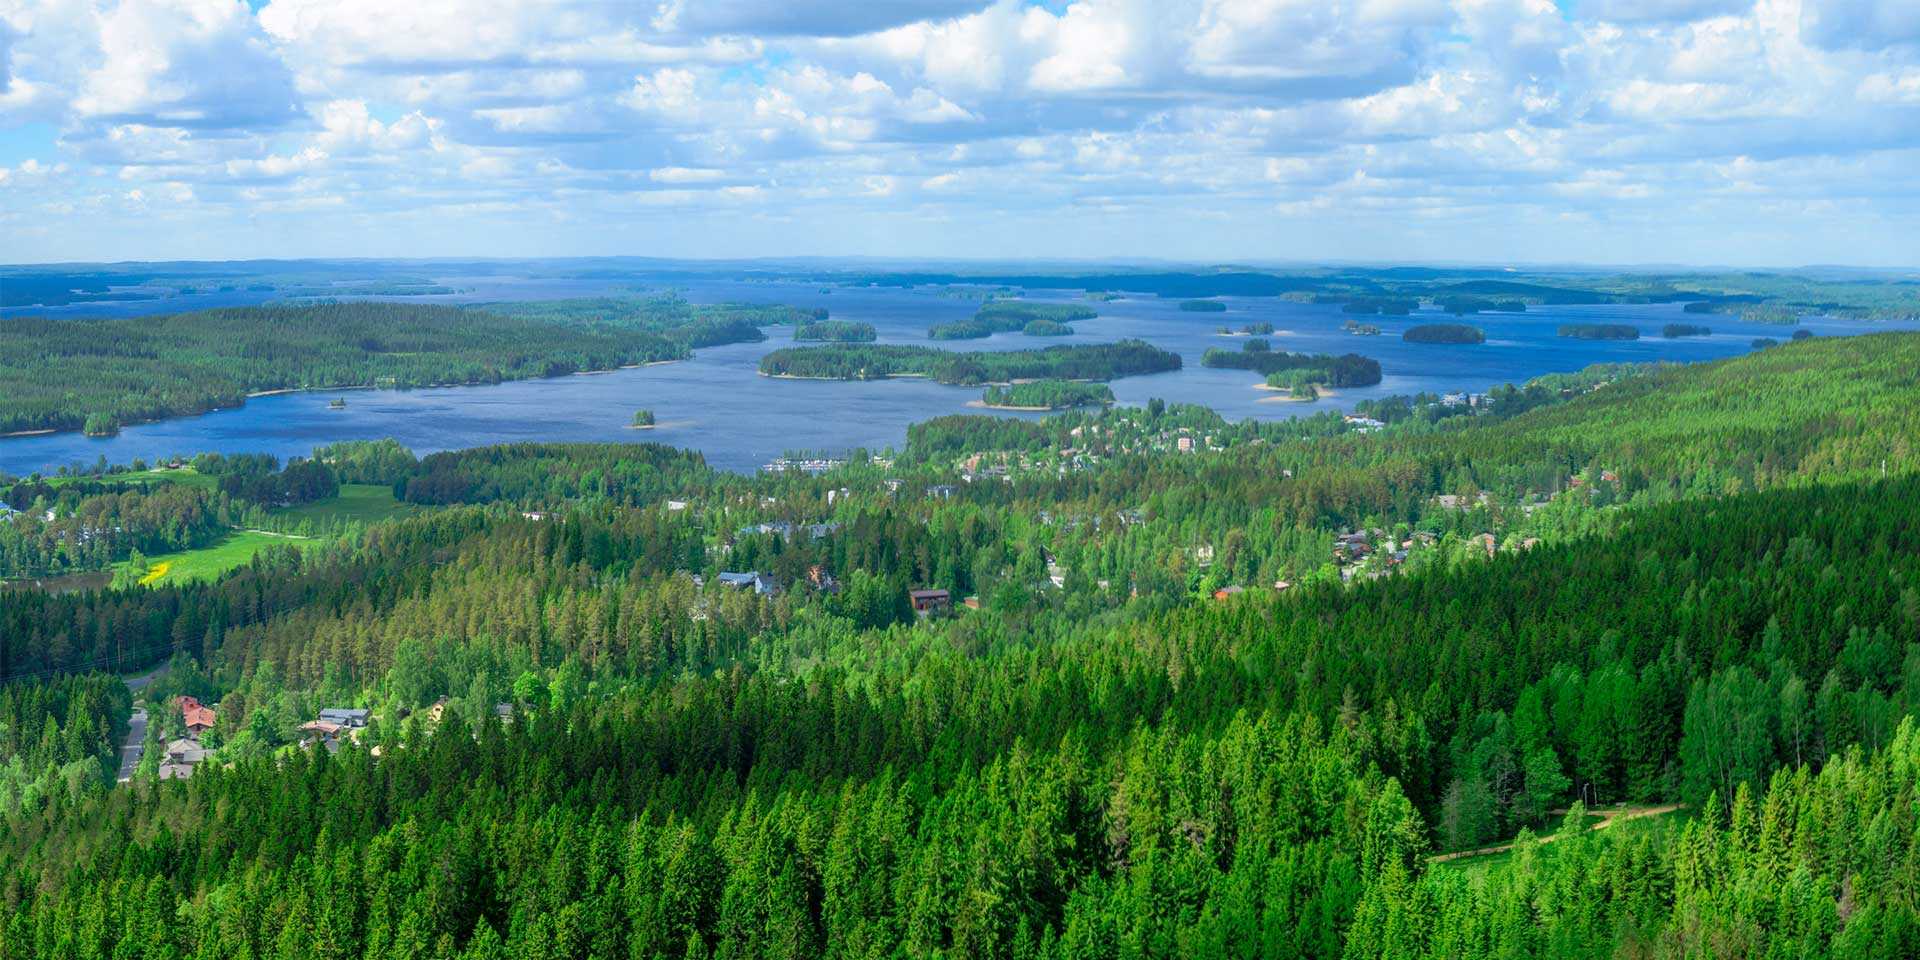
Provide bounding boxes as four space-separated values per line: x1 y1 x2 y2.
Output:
1429 803 1686 864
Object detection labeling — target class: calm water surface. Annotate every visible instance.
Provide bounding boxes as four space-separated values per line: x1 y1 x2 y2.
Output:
3 278 1909 475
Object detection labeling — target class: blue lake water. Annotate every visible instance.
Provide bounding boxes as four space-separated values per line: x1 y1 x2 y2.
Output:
2 277 1910 475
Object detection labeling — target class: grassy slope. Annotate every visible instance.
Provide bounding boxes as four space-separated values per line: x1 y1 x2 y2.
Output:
48 467 218 490
127 530 312 586
272 483 417 526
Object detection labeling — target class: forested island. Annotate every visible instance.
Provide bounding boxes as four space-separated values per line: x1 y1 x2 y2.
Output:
794 320 877 342
1662 323 1713 338
1559 323 1641 340
1438 296 1528 314
760 339 1180 383
1403 323 1487 344
1200 340 1383 386
631 409 656 428
979 379 1115 409
0 297 814 436
1340 297 1417 315
928 300 1098 340
1178 299 1227 312
5 331 1920 957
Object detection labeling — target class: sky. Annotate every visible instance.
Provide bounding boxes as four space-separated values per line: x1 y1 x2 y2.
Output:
0 0 1917 267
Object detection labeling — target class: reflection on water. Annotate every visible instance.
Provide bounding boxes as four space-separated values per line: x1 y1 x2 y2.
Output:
2 277 1911 476
1 570 114 594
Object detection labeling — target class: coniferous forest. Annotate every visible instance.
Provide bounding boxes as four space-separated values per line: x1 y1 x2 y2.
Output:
2 330 1920 958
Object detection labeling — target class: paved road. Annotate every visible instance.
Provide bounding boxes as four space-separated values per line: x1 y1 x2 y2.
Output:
116 663 170 783
124 662 169 694
116 706 147 782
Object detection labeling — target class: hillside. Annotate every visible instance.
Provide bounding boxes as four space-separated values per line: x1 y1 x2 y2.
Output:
1 334 1919 957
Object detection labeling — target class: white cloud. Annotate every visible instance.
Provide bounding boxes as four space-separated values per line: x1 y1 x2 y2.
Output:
76 0 300 128
0 0 1918 263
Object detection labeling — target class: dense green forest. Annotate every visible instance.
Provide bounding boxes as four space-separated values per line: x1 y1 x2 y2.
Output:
1200 342 1383 387
1403 324 1486 344
1179 299 1228 312
758 340 1181 383
0 298 814 435
3 332 1920 957
793 320 876 342
980 380 1115 409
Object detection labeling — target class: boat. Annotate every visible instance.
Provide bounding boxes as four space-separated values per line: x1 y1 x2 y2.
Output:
328 398 347 409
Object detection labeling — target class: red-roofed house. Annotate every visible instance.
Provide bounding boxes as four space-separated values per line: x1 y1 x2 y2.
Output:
179 696 216 736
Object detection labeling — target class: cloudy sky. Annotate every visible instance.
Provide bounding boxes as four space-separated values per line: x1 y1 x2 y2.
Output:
0 0 1916 266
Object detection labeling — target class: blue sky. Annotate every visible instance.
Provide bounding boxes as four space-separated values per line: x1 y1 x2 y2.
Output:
0 0 1917 266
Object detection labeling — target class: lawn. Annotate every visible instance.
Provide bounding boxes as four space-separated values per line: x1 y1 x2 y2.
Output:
123 530 313 587
272 483 417 527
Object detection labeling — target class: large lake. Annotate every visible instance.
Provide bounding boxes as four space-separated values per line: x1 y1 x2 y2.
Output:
3 276 1910 475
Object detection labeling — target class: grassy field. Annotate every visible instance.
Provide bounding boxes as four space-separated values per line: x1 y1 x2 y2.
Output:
49 467 218 490
124 530 313 587
272 483 416 527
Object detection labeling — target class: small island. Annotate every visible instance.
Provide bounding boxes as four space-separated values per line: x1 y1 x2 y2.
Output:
631 409 656 429
1239 322 1275 335
1022 319 1073 337
1403 323 1486 344
980 380 1115 410
1662 323 1712 338
929 301 1098 340
794 320 877 342
1200 341 1382 387
760 340 1180 384
1559 323 1640 340
1179 300 1227 312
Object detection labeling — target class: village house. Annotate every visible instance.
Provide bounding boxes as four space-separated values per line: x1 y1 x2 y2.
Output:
179 696 216 737
909 589 951 616
298 720 347 752
157 737 208 779
319 707 371 728
1213 585 1245 601
716 571 776 595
